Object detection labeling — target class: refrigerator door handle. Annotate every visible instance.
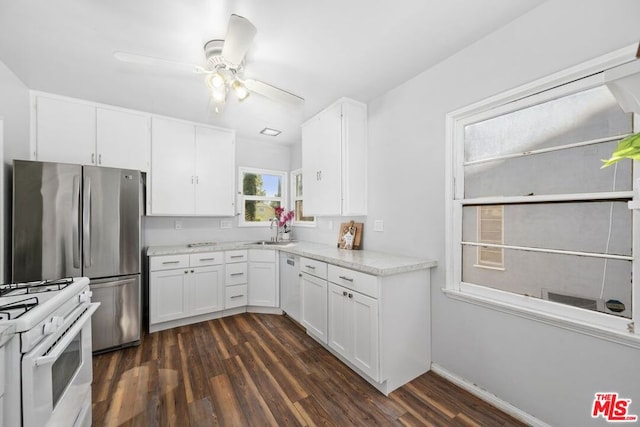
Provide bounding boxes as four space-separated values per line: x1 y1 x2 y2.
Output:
72 175 81 268
83 177 91 268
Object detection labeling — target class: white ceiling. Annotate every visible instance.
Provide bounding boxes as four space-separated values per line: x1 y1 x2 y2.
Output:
0 0 545 144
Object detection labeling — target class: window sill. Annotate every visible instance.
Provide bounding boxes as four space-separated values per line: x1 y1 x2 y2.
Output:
442 287 640 349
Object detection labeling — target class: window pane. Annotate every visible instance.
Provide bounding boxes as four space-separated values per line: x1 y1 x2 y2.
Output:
295 200 314 222
464 86 632 163
463 140 632 198
244 200 281 222
242 173 282 197
462 246 632 318
295 174 303 198
463 202 632 255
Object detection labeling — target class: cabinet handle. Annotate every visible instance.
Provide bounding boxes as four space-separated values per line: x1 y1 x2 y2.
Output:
195 176 199 184
199 257 215 261
91 153 95 164
342 291 348 296
98 154 102 165
230 272 244 276
162 261 180 265
230 255 244 259
339 275 354 282
305 265 316 269
190 270 194 273
348 293 353 299
184 270 188 274
230 294 244 299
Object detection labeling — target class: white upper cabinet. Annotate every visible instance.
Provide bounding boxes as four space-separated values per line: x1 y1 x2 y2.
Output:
96 108 150 171
33 94 150 171
34 95 96 165
194 126 235 216
150 117 235 216
302 98 367 216
150 118 195 215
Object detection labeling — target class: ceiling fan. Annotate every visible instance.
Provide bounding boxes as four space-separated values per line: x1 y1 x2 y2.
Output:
114 14 303 113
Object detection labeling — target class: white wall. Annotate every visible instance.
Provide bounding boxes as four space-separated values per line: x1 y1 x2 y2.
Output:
0 61 30 281
143 137 292 247
358 1 640 425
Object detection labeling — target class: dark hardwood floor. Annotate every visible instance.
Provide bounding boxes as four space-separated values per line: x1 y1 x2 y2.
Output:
92 313 525 426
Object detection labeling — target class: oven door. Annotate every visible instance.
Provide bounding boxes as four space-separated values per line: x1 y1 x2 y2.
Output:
22 302 99 427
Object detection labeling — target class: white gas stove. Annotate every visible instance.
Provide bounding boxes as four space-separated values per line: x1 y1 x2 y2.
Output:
0 277 99 427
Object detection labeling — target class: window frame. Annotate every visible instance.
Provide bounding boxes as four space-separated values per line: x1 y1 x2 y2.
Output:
290 168 316 227
237 166 287 227
444 44 640 347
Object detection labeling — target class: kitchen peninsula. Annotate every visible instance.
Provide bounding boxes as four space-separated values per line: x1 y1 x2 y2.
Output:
147 241 436 394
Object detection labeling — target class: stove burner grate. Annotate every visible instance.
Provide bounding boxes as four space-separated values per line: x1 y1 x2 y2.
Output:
0 296 39 320
0 277 74 297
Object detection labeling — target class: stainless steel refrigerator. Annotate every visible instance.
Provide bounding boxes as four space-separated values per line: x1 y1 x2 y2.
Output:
12 160 142 353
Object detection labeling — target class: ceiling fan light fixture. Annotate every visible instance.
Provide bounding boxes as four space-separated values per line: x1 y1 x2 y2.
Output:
211 84 227 103
231 79 250 101
208 72 226 89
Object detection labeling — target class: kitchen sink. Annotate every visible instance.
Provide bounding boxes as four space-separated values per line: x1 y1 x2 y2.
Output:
247 240 295 246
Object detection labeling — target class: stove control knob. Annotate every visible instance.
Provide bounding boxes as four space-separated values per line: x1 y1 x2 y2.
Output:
79 290 93 303
43 316 64 335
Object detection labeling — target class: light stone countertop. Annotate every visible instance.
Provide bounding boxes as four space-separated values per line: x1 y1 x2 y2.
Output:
146 240 437 276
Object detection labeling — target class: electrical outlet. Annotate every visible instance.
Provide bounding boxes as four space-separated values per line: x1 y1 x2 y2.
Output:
374 220 384 232
220 220 232 229
174 220 183 230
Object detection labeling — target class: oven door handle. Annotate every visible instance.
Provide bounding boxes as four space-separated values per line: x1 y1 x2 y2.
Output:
33 303 100 367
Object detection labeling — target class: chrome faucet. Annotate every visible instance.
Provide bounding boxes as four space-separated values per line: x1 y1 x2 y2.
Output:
270 218 279 242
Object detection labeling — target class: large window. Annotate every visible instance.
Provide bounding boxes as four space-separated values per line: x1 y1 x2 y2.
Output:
238 167 286 226
291 169 315 226
446 51 639 343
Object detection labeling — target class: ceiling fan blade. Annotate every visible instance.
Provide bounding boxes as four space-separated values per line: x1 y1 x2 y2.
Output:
113 51 199 73
244 79 304 106
221 14 257 68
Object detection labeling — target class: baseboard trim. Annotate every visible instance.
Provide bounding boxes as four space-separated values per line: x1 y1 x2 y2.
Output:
430 363 550 427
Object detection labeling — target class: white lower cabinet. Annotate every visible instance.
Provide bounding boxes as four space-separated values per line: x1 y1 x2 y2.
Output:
225 250 248 308
149 252 225 332
248 249 278 307
149 268 189 324
328 283 379 381
301 258 328 344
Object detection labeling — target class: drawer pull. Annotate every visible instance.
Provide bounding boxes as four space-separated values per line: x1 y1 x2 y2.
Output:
305 265 316 269
348 293 353 299
199 257 216 261
339 275 354 282
230 294 244 299
342 291 348 296
230 272 244 276
162 261 180 265
230 255 244 259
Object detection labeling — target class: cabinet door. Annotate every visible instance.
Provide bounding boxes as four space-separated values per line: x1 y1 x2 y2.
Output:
302 103 342 216
150 118 195 215
194 126 235 216
97 108 150 171
190 265 224 315
248 262 277 307
35 96 95 165
149 269 189 324
328 283 351 359
351 291 379 380
301 273 327 344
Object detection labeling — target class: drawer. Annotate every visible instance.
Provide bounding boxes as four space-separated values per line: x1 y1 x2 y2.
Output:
149 254 190 271
248 249 276 263
226 262 248 285
189 252 223 267
225 250 248 263
300 257 327 280
328 265 378 298
225 284 247 308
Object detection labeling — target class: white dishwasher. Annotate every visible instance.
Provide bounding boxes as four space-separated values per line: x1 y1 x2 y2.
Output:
279 253 301 323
